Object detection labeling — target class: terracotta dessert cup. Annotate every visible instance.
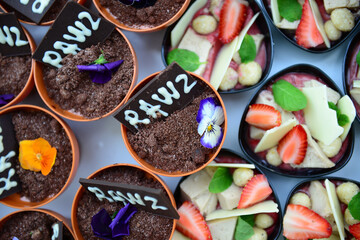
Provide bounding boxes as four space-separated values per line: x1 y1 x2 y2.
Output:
71 164 177 240
0 22 35 111
35 27 138 122
343 30 360 122
239 64 355 178
172 148 282 239
93 0 191 32
0 104 79 208
162 0 273 94
283 177 360 240
261 0 360 53
0 0 86 26
120 67 227 177
0 209 76 239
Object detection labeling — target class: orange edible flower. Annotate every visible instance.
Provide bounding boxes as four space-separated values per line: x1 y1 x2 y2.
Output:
19 138 57 176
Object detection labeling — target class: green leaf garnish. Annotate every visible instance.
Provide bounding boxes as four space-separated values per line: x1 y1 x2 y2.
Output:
239 34 257 64
328 102 350 127
349 192 360 220
93 50 109 65
356 51 360 68
277 0 302 22
241 215 255 227
166 48 206 72
111 210 119 219
234 216 255 240
272 80 307 111
208 167 233 193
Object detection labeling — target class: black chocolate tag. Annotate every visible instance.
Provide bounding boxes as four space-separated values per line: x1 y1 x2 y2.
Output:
79 178 180 219
114 63 205 133
2 0 56 24
0 114 21 200
32 1 115 68
51 221 63 240
0 13 31 57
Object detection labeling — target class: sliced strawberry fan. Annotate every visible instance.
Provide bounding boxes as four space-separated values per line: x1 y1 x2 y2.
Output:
245 104 282 130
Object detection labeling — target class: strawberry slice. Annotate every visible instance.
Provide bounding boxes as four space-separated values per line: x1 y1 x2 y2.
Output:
283 204 332 239
218 0 247 44
245 104 281 130
277 125 308 165
295 0 324 48
350 223 360 239
237 174 272 209
176 201 212 240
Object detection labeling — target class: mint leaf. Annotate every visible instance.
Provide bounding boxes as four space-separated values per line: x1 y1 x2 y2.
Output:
328 102 350 126
349 192 360 220
277 0 302 22
241 215 255 227
166 48 205 72
209 167 232 193
356 50 360 67
272 80 307 111
239 35 257 64
234 216 255 240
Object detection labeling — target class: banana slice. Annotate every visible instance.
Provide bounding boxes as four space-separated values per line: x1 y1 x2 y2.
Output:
270 0 281 25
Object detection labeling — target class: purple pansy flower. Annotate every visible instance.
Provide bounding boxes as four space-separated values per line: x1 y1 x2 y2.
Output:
12 237 19 240
91 204 137 240
196 97 224 149
0 94 14 106
118 0 156 8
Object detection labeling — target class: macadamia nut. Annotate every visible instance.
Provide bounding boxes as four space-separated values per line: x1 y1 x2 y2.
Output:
336 182 360 205
345 208 360 225
233 168 254 187
255 214 274 229
290 192 312 209
266 147 282 166
192 15 217 35
324 20 342 41
248 227 267 240
238 61 262 86
318 137 342 158
331 8 355 32
219 67 238 91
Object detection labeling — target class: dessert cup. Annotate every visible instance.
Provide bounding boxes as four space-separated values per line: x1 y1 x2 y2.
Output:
71 163 176 240
343 30 360 122
0 209 76 239
173 148 282 239
0 104 79 208
260 0 360 53
34 28 138 122
162 0 274 94
0 27 35 111
239 64 355 178
121 71 227 177
92 0 191 32
0 0 86 26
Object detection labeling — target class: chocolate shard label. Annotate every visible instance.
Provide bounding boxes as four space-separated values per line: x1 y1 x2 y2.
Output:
32 1 115 68
115 62 205 133
0 13 31 56
2 0 56 24
79 178 180 219
0 114 21 200
51 221 63 240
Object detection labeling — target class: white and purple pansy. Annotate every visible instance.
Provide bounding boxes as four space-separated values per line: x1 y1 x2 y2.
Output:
196 97 224 149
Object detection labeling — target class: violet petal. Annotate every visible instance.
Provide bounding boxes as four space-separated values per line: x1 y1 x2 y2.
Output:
200 124 223 149
104 60 124 71
90 71 113 84
196 97 216 123
0 94 14 106
77 64 107 72
91 209 113 239
109 203 137 237
12 237 19 240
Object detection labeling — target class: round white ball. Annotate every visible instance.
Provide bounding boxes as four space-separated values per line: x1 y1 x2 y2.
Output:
266 147 282 166
336 182 360 205
238 61 262 86
192 15 217 35
318 137 342 158
255 214 274 229
219 67 238 91
324 20 342 41
331 8 355 32
345 208 360 226
233 168 254 187
248 227 267 240
290 192 312 209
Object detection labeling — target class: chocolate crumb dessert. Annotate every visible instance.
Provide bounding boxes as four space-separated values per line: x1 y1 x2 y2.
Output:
43 31 133 119
0 211 74 240
11 110 72 202
0 54 31 98
126 86 219 173
98 0 186 29
76 166 173 240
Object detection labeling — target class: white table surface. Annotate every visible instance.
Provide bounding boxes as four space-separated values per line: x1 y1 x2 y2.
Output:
1 0 360 238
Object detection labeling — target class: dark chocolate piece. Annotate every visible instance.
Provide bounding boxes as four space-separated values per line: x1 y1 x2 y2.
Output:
32 1 115 68
79 178 180 219
0 13 31 57
0 114 21 200
2 0 56 24
114 63 205 132
51 221 63 240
